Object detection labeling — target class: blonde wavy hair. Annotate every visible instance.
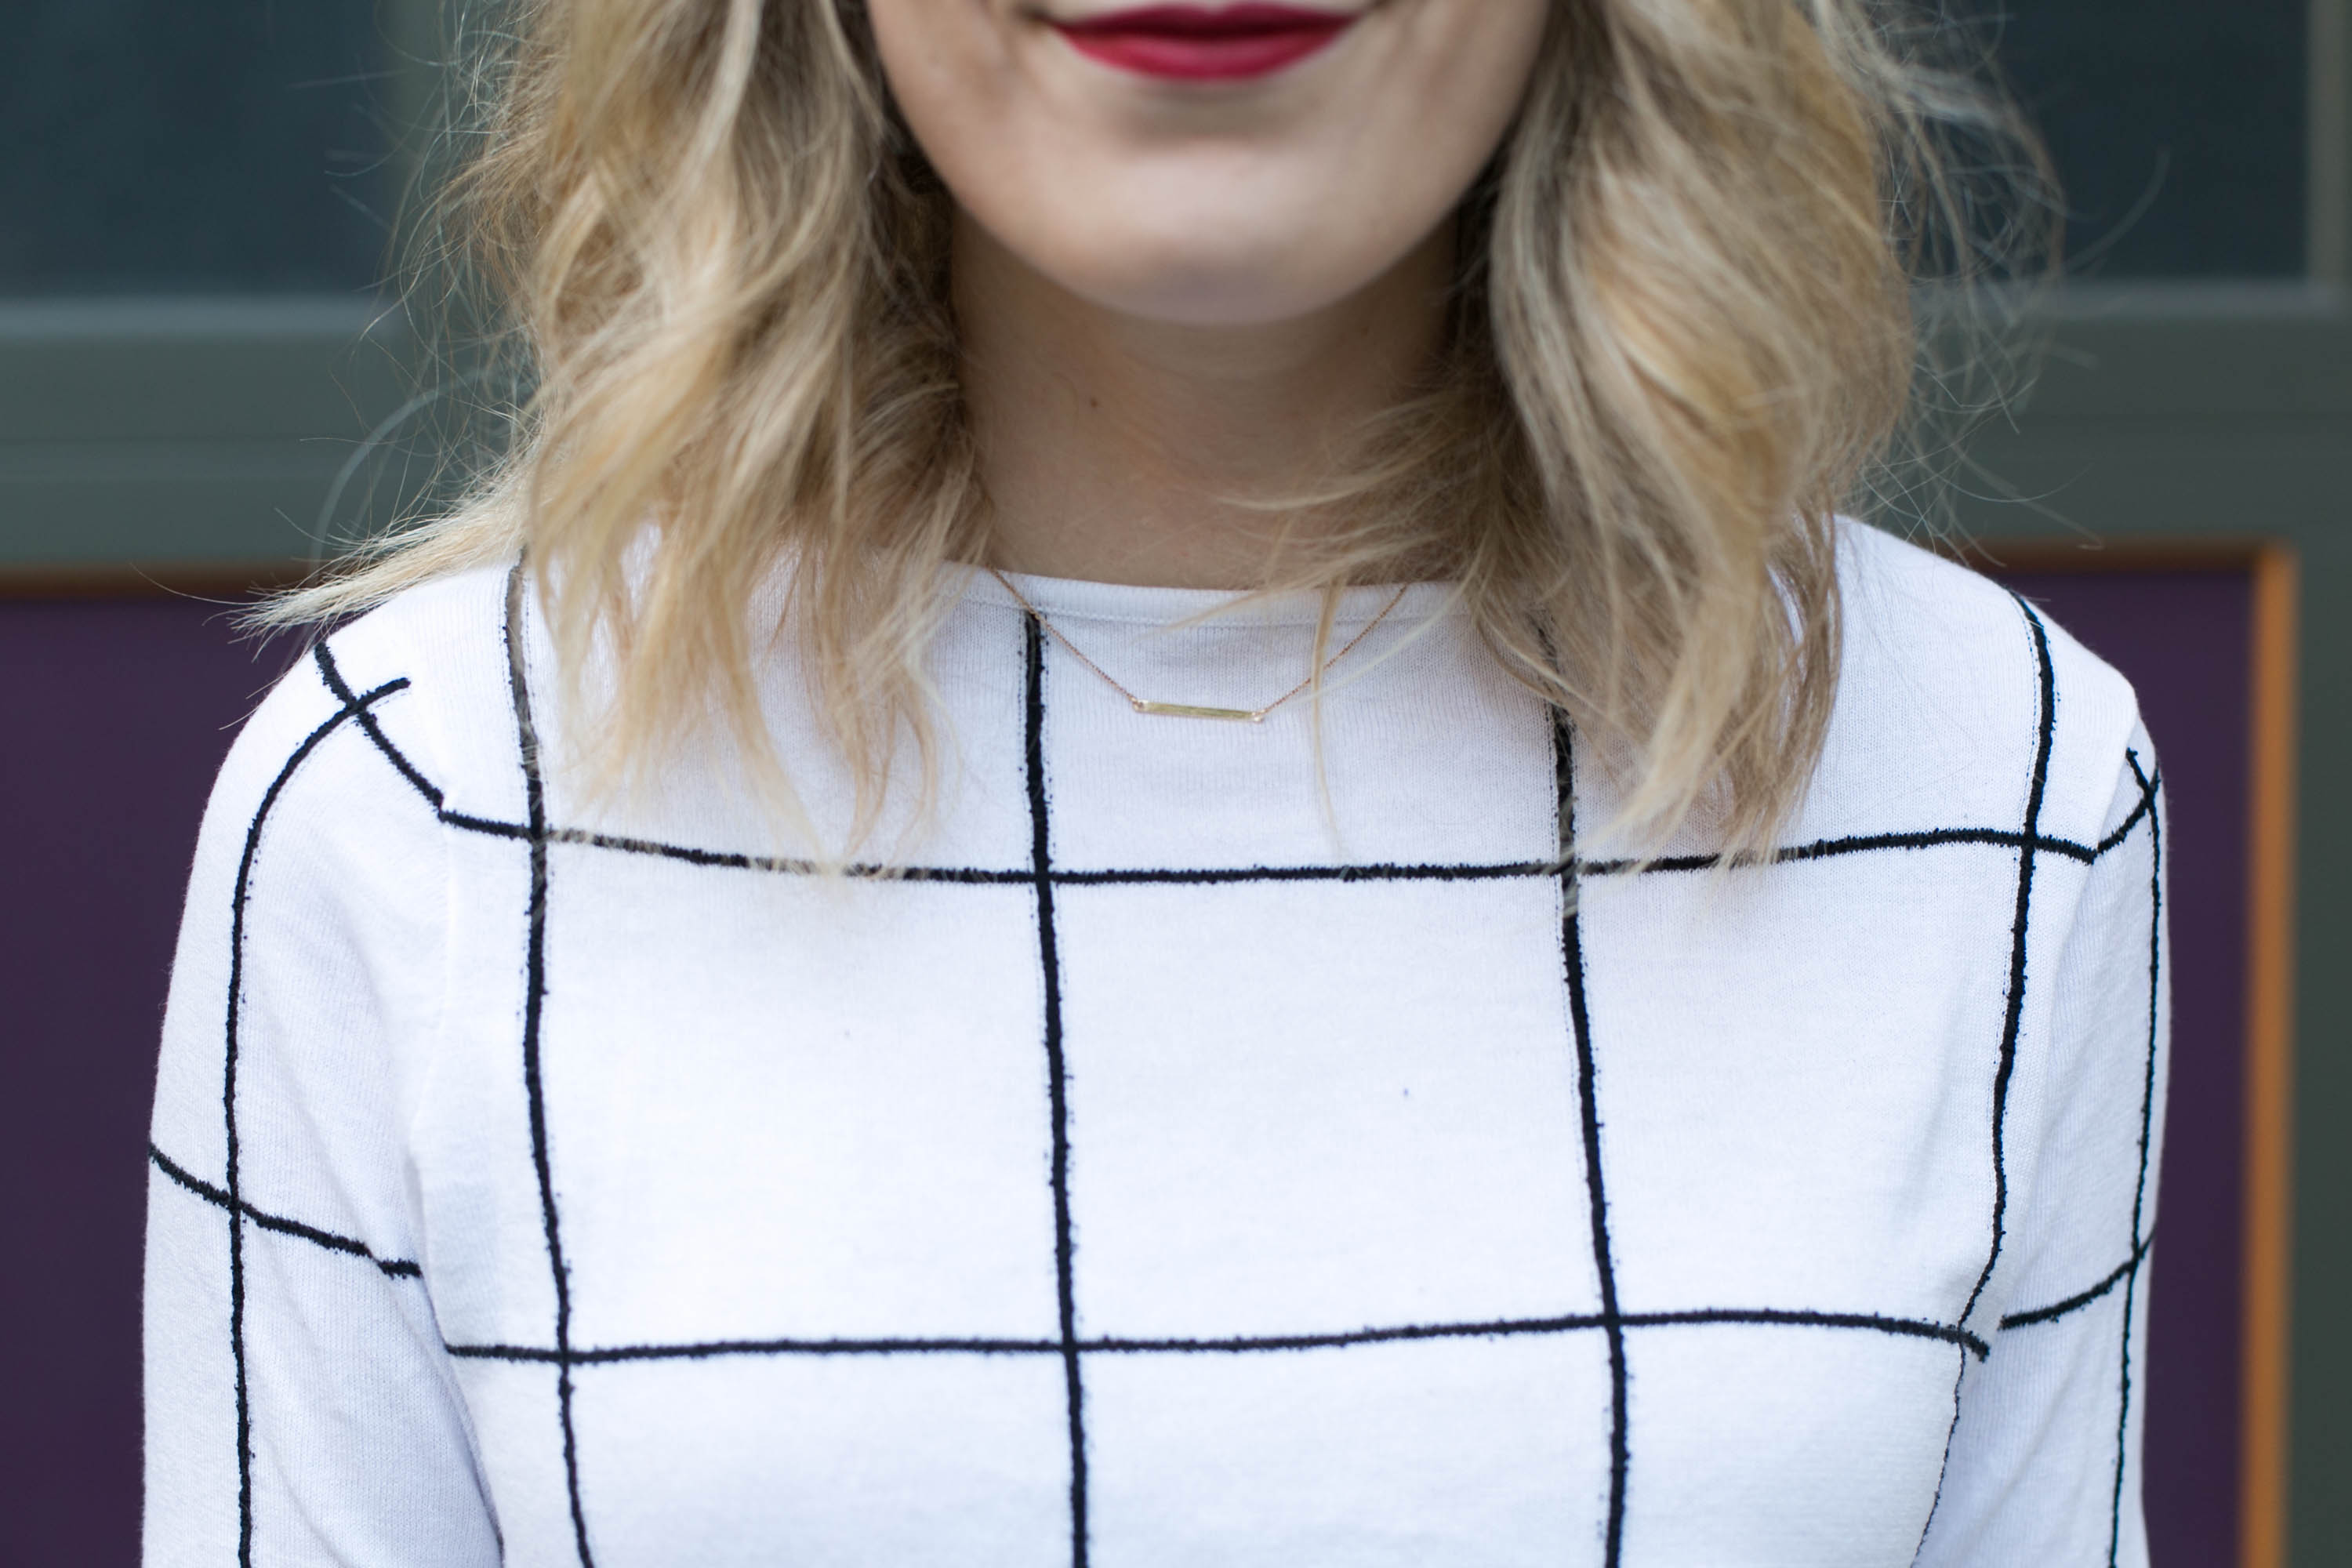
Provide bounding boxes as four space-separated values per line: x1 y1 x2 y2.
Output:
288 0 2052 858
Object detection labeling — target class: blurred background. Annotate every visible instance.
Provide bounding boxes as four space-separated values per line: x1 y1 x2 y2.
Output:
0 2 2343 1564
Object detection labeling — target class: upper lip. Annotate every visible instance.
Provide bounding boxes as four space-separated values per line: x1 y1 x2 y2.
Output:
1048 4 1360 34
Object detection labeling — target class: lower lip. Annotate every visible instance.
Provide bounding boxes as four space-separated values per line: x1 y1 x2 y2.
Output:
1053 5 1356 81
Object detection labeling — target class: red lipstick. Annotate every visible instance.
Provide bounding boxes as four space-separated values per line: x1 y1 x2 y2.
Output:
1052 5 1356 82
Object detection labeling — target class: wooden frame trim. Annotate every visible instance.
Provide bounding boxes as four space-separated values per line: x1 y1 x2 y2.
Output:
1948 535 2276 575
1958 535 2300 1568
2241 543 2299 1568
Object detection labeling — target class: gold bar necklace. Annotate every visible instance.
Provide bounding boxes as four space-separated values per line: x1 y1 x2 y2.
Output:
987 567 1410 724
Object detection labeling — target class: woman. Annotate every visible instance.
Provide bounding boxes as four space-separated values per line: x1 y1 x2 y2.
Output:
146 0 2167 1563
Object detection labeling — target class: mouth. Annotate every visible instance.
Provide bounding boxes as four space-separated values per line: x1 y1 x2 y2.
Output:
1049 5 1359 82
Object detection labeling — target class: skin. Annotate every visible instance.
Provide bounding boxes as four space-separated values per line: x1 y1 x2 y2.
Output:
867 0 1552 587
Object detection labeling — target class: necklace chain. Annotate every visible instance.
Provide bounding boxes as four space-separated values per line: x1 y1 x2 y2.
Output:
987 567 1411 724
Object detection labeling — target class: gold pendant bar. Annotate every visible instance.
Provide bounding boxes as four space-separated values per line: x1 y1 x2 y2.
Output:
1131 699 1263 723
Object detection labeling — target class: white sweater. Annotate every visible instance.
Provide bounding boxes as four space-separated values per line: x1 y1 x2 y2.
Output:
146 521 2166 1567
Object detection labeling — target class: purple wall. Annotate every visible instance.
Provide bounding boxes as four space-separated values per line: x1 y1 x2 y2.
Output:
0 572 2260 1563
0 595 296 1568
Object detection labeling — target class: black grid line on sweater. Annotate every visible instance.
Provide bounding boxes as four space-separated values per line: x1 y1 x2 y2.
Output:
315 629 2158 893
216 669 408 1568
1555 714 1630 1566
1998 1243 2151 1332
242 595 2161 1560
153 1129 2017 1367
1967 598 2058 1328
1023 615 1092 1568
438 1308 1993 1367
2110 748 2165 1568
163 1102 2122 1362
1915 593 2059 1559
503 564 599 1568
151 1144 423 1279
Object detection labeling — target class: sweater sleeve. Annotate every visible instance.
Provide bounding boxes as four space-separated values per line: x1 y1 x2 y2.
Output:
144 642 503 1566
1916 727 2169 1567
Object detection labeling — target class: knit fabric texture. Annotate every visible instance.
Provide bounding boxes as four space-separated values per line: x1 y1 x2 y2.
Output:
145 520 2168 1566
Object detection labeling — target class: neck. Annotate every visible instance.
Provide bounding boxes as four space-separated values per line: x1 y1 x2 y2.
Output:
955 212 1454 590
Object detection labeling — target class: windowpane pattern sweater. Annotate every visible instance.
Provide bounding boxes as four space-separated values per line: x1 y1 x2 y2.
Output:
146 522 2166 1566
